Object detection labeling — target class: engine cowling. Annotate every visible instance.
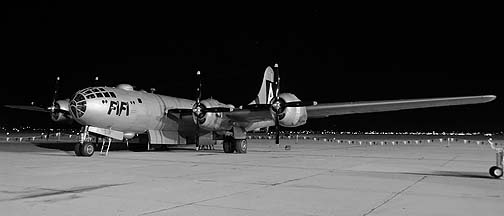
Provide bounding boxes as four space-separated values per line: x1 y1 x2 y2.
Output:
193 99 234 131
50 99 73 123
276 93 308 127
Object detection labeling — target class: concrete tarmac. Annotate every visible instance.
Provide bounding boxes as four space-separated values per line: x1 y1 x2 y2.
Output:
1 138 503 216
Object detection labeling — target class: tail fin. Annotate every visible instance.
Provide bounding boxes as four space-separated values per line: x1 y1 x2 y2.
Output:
249 64 279 105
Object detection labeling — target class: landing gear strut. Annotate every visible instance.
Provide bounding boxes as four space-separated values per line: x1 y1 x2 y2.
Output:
488 138 503 178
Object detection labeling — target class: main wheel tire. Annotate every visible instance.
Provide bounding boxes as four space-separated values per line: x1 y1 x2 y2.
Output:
489 166 503 178
223 139 235 153
74 143 82 156
80 142 95 157
235 139 247 154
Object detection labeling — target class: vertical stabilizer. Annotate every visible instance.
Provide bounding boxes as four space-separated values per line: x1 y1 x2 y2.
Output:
249 64 279 105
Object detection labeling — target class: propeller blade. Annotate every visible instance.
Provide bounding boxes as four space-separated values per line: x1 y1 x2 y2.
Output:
4 105 50 112
51 76 60 107
194 70 202 151
168 108 193 114
242 104 271 110
285 101 318 107
205 107 234 112
196 70 201 104
195 121 200 150
273 63 280 99
275 114 280 145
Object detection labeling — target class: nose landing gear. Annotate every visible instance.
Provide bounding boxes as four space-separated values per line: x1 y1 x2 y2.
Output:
75 126 95 157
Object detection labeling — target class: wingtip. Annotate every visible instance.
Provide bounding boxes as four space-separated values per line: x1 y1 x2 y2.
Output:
484 95 497 102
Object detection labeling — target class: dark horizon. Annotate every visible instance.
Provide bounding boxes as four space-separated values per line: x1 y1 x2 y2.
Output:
4 3 502 132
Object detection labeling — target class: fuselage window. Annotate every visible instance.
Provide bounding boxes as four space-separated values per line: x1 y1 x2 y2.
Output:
103 92 110 97
137 98 143 103
96 92 103 98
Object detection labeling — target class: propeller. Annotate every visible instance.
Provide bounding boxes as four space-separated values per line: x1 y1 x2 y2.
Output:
239 64 316 145
167 70 234 151
191 70 238 150
194 70 202 150
5 76 67 115
270 97 317 144
265 64 317 145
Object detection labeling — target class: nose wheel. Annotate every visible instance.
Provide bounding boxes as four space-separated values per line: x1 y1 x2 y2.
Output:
74 125 95 157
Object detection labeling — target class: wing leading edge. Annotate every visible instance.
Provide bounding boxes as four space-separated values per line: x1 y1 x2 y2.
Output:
306 95 496 118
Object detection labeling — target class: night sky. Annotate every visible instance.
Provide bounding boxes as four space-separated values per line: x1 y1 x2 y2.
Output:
3 2 502 132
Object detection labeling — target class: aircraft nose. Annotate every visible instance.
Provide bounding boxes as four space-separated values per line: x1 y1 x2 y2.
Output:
69 92 87 119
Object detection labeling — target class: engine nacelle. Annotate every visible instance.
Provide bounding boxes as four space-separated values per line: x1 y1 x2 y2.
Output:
194 99 234 131
50 99 73 123
276 93 308 127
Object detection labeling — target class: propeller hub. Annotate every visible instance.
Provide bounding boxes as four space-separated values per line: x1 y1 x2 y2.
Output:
192 103 206 119
271 98 286 114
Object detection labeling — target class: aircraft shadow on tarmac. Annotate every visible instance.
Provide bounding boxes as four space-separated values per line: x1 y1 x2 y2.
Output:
32 141 129 152
31 141 215 153
398 171 496 179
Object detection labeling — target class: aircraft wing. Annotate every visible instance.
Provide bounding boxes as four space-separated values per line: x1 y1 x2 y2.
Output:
224 109 273 123
306 95 496 118
169 95 495 126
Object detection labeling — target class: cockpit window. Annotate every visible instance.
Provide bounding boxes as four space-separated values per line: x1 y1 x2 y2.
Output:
86 94 96 99
99 88 106 91
103 92 110 97
109 92 116 98
96 92 103 98
92 89 100 92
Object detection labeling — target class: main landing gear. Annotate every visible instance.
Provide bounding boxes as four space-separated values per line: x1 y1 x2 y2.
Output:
488 138 503 179
222 137 247 154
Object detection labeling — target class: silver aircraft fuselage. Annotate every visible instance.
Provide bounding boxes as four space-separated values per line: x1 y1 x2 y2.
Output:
69 85 194 134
